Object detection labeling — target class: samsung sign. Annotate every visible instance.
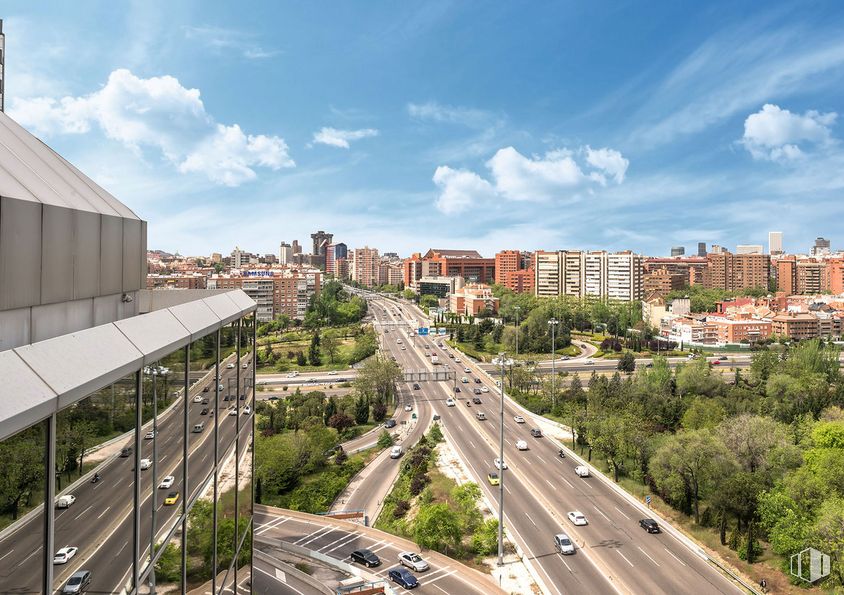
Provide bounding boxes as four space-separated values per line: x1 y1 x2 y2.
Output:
246 271 275 277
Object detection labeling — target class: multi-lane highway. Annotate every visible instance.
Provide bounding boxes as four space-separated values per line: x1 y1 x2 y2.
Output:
0 351 255 594
366 296 746 595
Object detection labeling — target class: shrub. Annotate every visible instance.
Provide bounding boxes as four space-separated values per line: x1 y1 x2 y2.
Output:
393 500 410 518
410 472 429 496
377 430 394 449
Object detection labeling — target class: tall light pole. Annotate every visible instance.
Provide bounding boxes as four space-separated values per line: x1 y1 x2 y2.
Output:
548 318 559 410
513 306 521 357
492 353 513 568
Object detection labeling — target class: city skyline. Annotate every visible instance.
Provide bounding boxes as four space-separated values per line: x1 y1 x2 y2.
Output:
6 2 844 256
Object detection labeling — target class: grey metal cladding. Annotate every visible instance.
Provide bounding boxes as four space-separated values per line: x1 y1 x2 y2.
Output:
114 309 191 365
31 299 94 344
169 298 220 341
15 322 144 409
41 204 74 304
204 292 248 326
100 214 123 295
140 219 148 287
122 218 141 292
0 196 42 310
0 350 57 442
73 210 100 300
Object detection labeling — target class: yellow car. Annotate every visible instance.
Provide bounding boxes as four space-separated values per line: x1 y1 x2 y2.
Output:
164 492 180 506
487 472 500 486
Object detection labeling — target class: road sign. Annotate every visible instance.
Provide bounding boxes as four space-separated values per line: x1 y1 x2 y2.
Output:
418 327 429 335
412 413 417 419
645 495 651 507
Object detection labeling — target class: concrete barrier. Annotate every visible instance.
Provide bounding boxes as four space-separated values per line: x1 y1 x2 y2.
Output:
254 548 334 595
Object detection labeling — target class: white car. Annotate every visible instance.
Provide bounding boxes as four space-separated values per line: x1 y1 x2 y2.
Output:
513 415 525 424
159 475 175 489
584 359 595 366
390 445 404 459
404 405 413 412
53 546 78 565
455 358 461 363
568 511 588 526
287 371 299 378
464 367 471 373
229 408 237 416
494 458 508 470
328 370 338 375
243 405 251 415
554 533 575 555
481 386 489 393
574 465 590 478
495 380 501 387
139 458 152 470
446 398 456 407
399 551 429 572
226 363 235 369
401 346 406 351
144 431 156 440
396 339 403 344
56 495 76 509
193 395 203 403
242 362 249 369
516 440 528 451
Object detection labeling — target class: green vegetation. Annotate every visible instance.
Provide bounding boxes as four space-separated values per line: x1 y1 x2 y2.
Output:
525 340 844 586
376 429 501 562
304 280 367 329
666 284 769 313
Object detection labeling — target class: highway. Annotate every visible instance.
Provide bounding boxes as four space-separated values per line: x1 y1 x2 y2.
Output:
0 350 255 594
367 296 746 595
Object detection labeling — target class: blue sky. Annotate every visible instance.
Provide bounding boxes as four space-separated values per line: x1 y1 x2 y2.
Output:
6 1 844 257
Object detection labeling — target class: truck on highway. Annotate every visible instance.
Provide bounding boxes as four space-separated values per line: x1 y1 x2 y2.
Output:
431 355 439 364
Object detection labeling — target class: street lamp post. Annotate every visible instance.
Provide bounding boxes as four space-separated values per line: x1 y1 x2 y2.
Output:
492 352 513 568
548 318 559 410
514 306 521 357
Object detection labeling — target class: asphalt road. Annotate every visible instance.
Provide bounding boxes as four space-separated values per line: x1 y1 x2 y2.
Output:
0 352 255 595
371 297 745 595
252 556 314 595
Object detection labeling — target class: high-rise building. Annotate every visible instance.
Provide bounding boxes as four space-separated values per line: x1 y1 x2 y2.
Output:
776 256 797 295
334 242 348 260
697 242 707 257
670 246 685 257
704 250 770 291
736 245 764 255
812 237 831 257
311 230 333 256
797 260 825 294
533 250 642 301
292 239 302 254
768 231 783 255
495 250 521 283
279 241 293 264
231 246 253 268
643 267 685 297
352 246 381 287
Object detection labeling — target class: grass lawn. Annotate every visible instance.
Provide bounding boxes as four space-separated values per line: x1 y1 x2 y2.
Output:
257 337 358 372
448 341 580 363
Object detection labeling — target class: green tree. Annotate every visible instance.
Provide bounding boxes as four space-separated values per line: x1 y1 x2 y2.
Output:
308 333 321 366
413 503 462 555
681 397 726 430
617 351 636 373
322 330 340 364
354 395 370 425
377 430 394 449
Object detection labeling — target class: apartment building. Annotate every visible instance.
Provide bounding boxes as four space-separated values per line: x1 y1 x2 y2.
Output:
351 246 381 287
449 284 500 316
403 249 495 287
208 269 321 321
533 250 643 301
797 261 825 294
703 250 770 291
643 267 685 297
644 257 707 286
772 311 820 340
146 274 208 290
710 316 772 343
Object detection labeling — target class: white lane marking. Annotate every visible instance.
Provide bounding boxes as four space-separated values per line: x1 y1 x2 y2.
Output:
524 512 537 528
637 546 661 566
545 479 557 491
369 542 393 554
433 585 449 594
302 527 336 547
560 476 574 489
256 516 289 535
425 569 458 586
614 506 630 520
116 541 129 557
583 479 594 489
561 557 573 572
505 484 512 495
324 532 360 554
96 505 112 520
160 455 168 463
504 439 512 447
293 525 330 545
254 566 305 595
0 549 13 562
75 504 94 520
617 550 635 567
663 546 688 566
523 458 532 466
593 506 611 522
16 547 40 567
468 441 476 449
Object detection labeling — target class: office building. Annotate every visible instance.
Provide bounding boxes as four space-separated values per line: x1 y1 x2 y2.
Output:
769 232 783 255
292 240 302 255
495 250 533 293
812 237 832 257
670 246 685 257
416 276 465 298
697 242 707 257
279 242 293 264
311 230 333 257
402 249 495 287
0 109 254 594
736 245 764 255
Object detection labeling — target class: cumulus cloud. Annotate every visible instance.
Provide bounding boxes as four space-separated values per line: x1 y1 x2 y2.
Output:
432 145 628 214
9 68 293 186
741 103 837 161
432 166 497 214
311 127 379 149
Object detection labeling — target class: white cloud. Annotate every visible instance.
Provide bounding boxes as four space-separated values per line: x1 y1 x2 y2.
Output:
9 68 294 186
741 103 837 161
182 25 280 59
311 127 379 149
432 166 497 214
487 147 587 201
407 101 498 128
585 146 629 184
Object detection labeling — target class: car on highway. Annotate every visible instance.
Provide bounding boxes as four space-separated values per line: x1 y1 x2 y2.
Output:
472 396 482 404
473 388 482 395
516 440 528 450
396 338 403 344
193 395 203 403
554 533 575 555
350 548 381 567
144 431 156 440
481 386 489 393
228 408 237 416
404 404 413 412
455 358 461 363
203 385 210 393
412 383 421 390
159 475 175 489
494 458 508 470
226 362 235 369
287 371 299 378
718 355 728 361
56 495 76 509
453 386 461 393
461 377 469 383
567 511 588 526
476 412 486 421
164 492 180 505
487 471 500 485
384 419 397 428
446 398 455 407
53 546 78 564
201 398 209 404
574 465 590 477
399 551 429 572
388 567 418 589
401 346 406 350
139 458 152 470
530 428 543 438
474 377 482 383
61 570 91 594
448 353 454 359
584 359 595 365
495 380 501 387
513 415 525 424
243 362 249 369
711 360 721 365
639 518 661 533
120 447 132 458
243 405 251 415
464 367 471 373
390 445 404 459
200 407 209 415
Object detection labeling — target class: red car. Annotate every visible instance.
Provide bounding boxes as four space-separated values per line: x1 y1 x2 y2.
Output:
711 360 721 365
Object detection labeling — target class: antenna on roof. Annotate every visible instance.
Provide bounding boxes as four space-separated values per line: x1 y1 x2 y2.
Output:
0 19 5 112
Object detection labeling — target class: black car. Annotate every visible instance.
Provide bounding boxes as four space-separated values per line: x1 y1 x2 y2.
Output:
639 518 661 533
120 447 132 458
530 428 543 438
201 398 209 405
453 386 461 393
200 407 209 416
240 394 246 400
384 419 397 429
472 397 482 404
412 383 421 390
223 395 230 401
350 549 381 567
202 386 210 393
388 567 418 589
474 377 482 384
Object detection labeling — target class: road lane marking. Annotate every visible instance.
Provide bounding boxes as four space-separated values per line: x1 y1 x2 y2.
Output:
617 550 635 567
561 557 573 572
663 546 688 566
256 516 288 535
254 566 305 595
324 532 360 554
16 547 40 567
593 506 611 522
96 506 112 520
637 546 660 566
0 549 13 562
424 569 457 585
524 512 537 528
614 506 630 520
116 541 128 557
75 504 94 520
293 525 331 545
560 476 574 489
545 479 557 491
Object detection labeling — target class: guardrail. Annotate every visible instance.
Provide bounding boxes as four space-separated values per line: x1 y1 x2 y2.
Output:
254 548 334 595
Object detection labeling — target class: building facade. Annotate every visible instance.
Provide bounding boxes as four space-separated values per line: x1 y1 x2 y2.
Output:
351 246 380 287
533 250 643 301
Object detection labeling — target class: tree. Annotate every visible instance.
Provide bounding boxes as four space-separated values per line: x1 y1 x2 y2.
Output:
354 357 402 404
717 414 786 473
322 330 340 364
0 431 44 520
296 351 307 366
681 397 726 430
372 402 388 422
377 430 394 448
413 503 462 554
327 412 355 434
617 352 636 373
354 395 370 425
308 333 321 366
323 398 337 426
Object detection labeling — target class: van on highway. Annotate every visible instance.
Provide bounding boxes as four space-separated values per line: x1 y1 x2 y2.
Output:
56 495 76 509
192 422 205 433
